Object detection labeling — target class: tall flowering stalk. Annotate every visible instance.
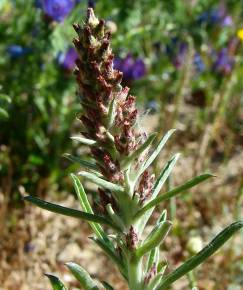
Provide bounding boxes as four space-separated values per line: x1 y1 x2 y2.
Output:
24 9 243 290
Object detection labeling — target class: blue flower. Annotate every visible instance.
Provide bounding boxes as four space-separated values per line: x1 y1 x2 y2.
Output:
114 54 146 81
6 45 31 58
213 48 234 75
58 47 78 71
41 0 76 22
194 53 205 73
145 100 158 114
197 5 233 27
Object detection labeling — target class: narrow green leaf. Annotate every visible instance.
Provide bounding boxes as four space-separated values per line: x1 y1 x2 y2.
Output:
45 274 67 290
71 174 109 241
136 173 213 220
152 153 180 198
157 209 167 224
0 108 9 119
157 221 243 290
121 133 157 169
23 195 119 230
139 129 176 175
101 281 115 290
70 136 96 145
106 203 125 230
157 262 167 275
66 262 98 290
148 265 167 290
136 221 172 259
146 247 159 272
78 171 123 193
63 153 98 171
0 94 11 103
135 154 179 233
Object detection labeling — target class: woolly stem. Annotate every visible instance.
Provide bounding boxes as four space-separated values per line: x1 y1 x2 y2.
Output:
127 256 143 290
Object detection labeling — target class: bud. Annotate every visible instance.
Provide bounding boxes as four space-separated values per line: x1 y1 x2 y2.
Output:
126 226 138 250
144 263 157 284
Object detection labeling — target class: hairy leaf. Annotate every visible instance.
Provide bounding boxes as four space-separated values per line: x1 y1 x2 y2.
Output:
157 221 243 290
0 108 9 119
136 173 213 220
70 136 96 145
66 262 98 290
23 195 119 230
78 171 123 192
101 281 115 290
63 153 98 171
136 221 172 258
45 274 67 290
71 174 109 241
139 129 176 176
135 154 179 233
152 153 180 198
146 247 159 273
157 209 167 224
0 94 11 103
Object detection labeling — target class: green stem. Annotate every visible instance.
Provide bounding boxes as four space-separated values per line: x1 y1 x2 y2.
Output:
127 256 143 290
187 270 197 288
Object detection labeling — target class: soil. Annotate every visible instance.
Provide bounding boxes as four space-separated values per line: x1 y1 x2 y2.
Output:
0 115 242 290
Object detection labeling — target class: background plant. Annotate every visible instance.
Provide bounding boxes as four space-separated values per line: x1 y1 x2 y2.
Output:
0 1 242 288
24 9 243 290
1 0 242 200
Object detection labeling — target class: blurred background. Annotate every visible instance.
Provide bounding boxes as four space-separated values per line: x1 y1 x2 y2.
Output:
0 0 242 289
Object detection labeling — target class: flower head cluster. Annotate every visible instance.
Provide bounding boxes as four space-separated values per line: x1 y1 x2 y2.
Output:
72 9 149 192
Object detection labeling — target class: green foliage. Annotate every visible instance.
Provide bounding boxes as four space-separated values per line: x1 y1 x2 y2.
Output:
1 0 242 200
157 221 243 290
45 274 67 290
65 262 99 290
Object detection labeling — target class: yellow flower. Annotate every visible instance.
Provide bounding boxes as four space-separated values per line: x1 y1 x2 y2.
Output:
0 0 12 16
237 29 243 41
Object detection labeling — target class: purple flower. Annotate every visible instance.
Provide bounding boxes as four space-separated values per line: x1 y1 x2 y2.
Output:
41 0 76 22
132 59 146 79
113 54 146 81
7 45 31 58
221 15 233 27
213 48 234 75
172 42 188 69
58 47 78 71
